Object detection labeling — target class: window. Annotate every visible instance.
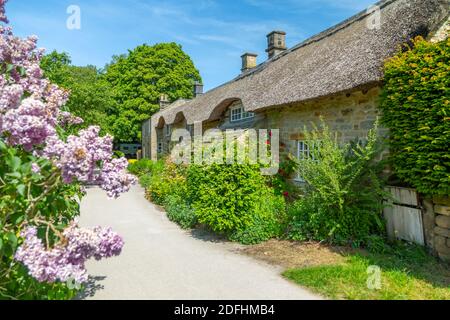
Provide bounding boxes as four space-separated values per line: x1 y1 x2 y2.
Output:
230 105 254 122
157 142 163 154
296 140 320 182
165 124 171 137
187 124 194 137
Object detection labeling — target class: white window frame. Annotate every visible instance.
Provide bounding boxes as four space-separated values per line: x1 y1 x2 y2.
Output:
165 124 172 137
230 105 254 123
186 124 194 137
295 140 320 182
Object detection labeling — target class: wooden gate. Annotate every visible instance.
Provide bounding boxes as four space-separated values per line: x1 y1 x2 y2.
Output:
383 187 424 245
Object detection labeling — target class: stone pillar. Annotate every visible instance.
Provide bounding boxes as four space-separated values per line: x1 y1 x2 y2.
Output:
432 197 450 263
422 199 436 249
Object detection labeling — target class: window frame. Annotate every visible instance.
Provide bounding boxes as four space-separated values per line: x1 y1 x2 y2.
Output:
165 124 172 137
295 140 320 182
186 124 194 137
230 105 254 123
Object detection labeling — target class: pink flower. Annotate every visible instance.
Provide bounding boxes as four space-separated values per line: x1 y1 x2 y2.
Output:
15 224 124 284
31 162 40 173
43 126 136 197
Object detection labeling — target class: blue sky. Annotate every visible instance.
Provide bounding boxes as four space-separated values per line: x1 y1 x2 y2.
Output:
7 0 376 91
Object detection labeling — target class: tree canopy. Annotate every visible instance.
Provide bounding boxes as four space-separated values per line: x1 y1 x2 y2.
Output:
104 43 202 142
41 51 116 136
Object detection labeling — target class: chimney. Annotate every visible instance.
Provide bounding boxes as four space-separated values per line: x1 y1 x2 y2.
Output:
193 81 204 97
266 31 286 59
159 94 170 109
241 53 258 73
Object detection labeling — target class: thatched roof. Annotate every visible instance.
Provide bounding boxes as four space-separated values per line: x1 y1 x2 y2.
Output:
153 0 449 127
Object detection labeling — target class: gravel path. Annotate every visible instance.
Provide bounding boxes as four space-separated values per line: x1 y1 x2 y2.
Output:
78 185 321 300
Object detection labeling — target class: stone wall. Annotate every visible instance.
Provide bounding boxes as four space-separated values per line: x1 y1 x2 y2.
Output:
428 197 450 262
265 85 388 159
141 119 152 159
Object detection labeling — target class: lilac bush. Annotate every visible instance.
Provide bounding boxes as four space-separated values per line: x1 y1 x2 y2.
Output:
43 126 136 197
0 0 135 195
15 224 124 284
0 0 134 297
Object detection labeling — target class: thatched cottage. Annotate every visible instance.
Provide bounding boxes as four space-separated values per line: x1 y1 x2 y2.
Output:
142 0 449 163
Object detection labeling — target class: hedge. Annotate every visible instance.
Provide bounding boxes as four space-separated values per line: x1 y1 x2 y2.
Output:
380 37 450 196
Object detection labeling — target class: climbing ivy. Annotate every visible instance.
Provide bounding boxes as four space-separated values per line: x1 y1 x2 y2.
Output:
380 37 450 196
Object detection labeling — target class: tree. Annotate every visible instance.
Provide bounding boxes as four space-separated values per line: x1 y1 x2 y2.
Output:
40 51 72 84
41 51 116 135
104 43 202 142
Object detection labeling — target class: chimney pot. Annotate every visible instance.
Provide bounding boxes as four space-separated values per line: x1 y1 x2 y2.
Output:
193 81 204 97
241 53 258 73
266 31 287 59
159 94 170 109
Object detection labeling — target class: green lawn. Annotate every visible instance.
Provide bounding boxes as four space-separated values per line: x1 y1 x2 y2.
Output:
283 244 450 300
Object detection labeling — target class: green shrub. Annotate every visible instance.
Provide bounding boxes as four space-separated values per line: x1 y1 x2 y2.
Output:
229 192 286 244
267 153 300 201
145 160 187 205
187 163 269 235
286 120 386 246
127 158 156 177
163 194 197 229
113 150 125 158
380 37 450 196
139 159 286 244
365 235 391 254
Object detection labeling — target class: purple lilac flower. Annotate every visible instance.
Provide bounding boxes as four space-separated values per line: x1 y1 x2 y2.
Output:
100 157 137 198
1 0 130 286
0 0 8 23
0 3 135 197
0 5 67 149
59 111 84 126
2 97 57 150
31 162 40 173
15 224 124 284
43 127 136 196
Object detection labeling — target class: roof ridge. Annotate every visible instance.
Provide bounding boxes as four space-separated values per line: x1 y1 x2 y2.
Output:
232 0 396 81
197 0 396 96
151 0 448 126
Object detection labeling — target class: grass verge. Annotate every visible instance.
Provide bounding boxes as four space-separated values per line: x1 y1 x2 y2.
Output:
282 243 450 300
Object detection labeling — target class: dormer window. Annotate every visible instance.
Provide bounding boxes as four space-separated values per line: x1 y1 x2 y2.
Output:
230 105 254 122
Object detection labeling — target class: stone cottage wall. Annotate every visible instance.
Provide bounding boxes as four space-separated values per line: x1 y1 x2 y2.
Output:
424 197 450 262
265 86 387 158
142 119 152 159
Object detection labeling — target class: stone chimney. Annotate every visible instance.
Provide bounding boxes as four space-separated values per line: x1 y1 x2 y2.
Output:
241 53 258 73
266 31 286 59
159 94 170 109
193 81 204 97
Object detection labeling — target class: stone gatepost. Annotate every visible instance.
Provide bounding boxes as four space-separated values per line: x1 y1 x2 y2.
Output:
430 197 450 262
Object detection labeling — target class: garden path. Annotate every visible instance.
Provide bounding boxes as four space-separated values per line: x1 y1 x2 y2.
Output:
78 185 321 300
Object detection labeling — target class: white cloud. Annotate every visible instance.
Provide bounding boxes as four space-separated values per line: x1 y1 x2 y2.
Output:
245 0 377 12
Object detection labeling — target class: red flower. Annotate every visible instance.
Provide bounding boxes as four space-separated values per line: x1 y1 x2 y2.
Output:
283 191 289 197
